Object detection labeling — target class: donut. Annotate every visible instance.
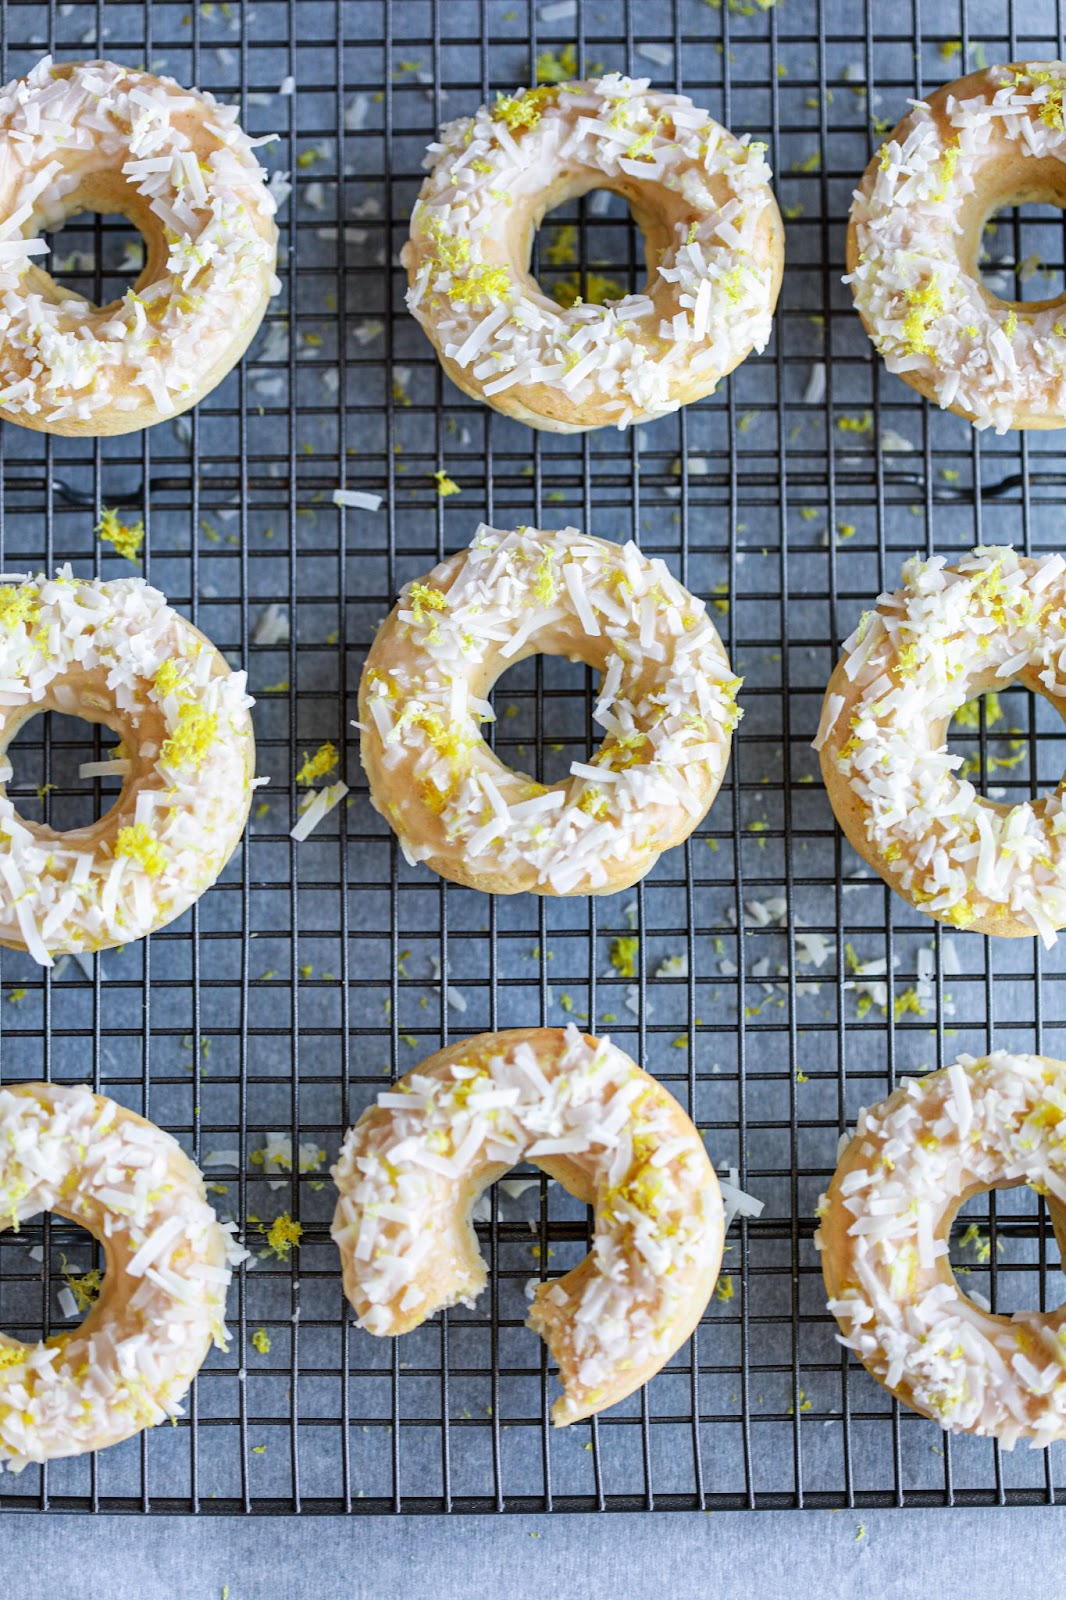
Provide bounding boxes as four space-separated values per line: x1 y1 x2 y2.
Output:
402 72 783 432
330 1026 723 1426
846 61 1066 432
358 522 741 896
817 1051 1066 1448
0 1081 243 1468
0 567 256 965
0 56 279 437
815 545 1066 945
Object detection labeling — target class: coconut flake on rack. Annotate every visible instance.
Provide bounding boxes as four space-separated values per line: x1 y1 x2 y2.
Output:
847 63 1066 432
332 488 382 511
290 780 349 842
717 1167 764 1230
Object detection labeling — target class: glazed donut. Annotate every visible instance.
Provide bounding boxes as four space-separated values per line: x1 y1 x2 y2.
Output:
815 546 1066 945
359 523 741 896
0 56 279 436
330 1026 723 1426
402 73 783 432
846 61 1066 433
0 567 256 965
817 1052 1066 1448
0 1081 242 1468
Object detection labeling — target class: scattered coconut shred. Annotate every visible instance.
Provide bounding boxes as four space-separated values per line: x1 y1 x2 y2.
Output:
0 57 280 428
848 63 1066 432
815 546 1066 945
405 73 778 429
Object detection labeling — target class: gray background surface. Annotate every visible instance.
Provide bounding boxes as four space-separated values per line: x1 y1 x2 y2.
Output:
6 1506 1066 1599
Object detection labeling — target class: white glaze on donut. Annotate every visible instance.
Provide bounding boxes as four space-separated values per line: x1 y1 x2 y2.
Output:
0 57 279 435
330 1026 723 1426
0 568 256 964
815 546 1066 944
403 74 782 432
847 62 1066 432
818 1052 1066 1448
0 1082 244 1468
358 523 741 896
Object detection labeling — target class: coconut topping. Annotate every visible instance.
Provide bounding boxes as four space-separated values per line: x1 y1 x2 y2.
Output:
330 1026 722 1425
818 1052 1066 1448
848 63 1066 432
0 57 279 427
815 546 1066 946
0 567 256 964
405 74 779 429
0 1083 243 1469
359 523 741 896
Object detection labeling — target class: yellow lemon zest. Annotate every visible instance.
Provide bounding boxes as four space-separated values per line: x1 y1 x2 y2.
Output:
295 741 339 785
114 824 167 879
97 507 146 563
160 702 217 770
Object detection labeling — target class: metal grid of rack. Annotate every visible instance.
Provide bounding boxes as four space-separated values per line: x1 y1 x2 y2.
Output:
1 0 1066 1513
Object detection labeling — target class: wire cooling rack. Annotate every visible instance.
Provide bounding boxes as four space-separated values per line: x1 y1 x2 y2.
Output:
2 0 1066 1515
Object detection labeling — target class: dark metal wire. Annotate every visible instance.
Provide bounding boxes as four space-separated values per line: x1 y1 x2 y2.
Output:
0 0 1064 1513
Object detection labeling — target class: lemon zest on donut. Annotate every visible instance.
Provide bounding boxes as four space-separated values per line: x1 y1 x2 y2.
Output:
448 263 512 306
422 215 471 273
407 582 448 625
533 551 556 605
0 1346 26 1369
1004 309 1018 340
901 281 944 355
96 508 146 563
932 142 958 202
160 703 218 771
295 742 339 785
114 825 167 879
491 86 554 130
153 658 190 700
577 787 609 821
0 586 38 630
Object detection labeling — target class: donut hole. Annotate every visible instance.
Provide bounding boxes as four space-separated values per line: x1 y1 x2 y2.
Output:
0 1217 104 1339
945 684 1066 807
489 655 598 786
949 1184 1063 1317
4 711 128 829
533 190 646 309
39 209 148 311
979 199 1066 305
